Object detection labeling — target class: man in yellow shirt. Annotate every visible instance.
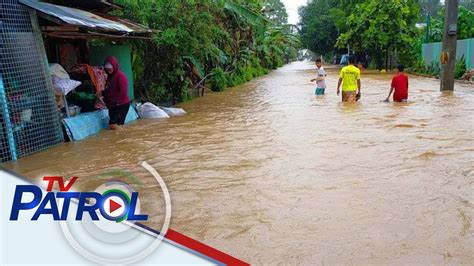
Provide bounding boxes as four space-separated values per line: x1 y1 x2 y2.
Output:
336 55 361 102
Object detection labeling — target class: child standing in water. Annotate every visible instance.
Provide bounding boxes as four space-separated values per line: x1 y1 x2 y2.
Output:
311 58 327 95
386 64 409 102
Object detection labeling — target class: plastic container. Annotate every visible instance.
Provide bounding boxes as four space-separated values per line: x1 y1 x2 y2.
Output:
74 106 81 115
67 106 77 116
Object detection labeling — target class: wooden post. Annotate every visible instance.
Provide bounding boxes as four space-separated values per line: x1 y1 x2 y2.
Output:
440 0 458 91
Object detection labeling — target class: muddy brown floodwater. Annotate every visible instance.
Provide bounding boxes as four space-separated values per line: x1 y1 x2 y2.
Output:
4 61 474 265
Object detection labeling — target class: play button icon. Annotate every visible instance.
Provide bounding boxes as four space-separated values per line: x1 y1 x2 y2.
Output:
100 193 128 221
109 199 122 213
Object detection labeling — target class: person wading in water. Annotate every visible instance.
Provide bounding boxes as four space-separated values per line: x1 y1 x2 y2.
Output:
336 55 361 102
103 56 130 130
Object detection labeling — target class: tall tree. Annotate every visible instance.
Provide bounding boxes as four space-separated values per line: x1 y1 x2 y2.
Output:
298 0 339 56
419 0 442 18
335 0 420 69
110 0 299 103
459 0 473 10
262 0 288 26
427 6 474 42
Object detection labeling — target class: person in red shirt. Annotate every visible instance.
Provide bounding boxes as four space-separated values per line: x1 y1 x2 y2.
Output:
386 64 409 102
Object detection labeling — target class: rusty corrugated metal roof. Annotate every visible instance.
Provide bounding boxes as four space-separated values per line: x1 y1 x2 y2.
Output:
20 0 151 34
96 13 151 34
47 0 123 13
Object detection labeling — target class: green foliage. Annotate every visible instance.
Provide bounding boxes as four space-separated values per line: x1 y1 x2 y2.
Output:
427 6 474 42
140 83 169 104
300 0 474 61
427 17 443 42
409 60 425 73
399 32 423 68
457 7 474 40
298 0 420 68
209 67 227 92
131 50 144 82
419 0 442 19
335 0 420 69
182 56 205 78
262 0 288 26
460 0 474 10
180 79 193 102
429 62 441 76
408 60 440 77
68 92 97 101
298 0 339 56
112 0 298 104
455 56 467 79
223 0 269 36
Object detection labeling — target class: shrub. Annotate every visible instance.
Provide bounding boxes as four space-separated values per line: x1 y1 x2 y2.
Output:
429 62 441 76
140 83 169 104
455 56 467 79
208 67 227 92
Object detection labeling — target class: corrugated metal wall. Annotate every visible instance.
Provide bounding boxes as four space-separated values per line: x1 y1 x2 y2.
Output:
0 0 64 162
422 39 474 69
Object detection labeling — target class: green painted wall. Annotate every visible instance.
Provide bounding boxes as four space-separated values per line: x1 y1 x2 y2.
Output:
422 39 474 69
89 45 134 100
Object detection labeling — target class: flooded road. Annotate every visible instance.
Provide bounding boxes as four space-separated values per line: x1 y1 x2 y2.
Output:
4 61 474 264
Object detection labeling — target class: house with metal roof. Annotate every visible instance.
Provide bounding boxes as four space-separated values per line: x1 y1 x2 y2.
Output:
0 0 152 162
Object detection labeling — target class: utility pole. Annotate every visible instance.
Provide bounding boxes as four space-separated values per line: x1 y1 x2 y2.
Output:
440 0 458 91
425 13 430 43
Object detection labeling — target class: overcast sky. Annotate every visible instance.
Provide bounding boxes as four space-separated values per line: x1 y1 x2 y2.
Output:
282 0 307 25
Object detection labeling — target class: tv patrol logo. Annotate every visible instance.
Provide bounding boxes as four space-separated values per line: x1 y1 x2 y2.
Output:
9 162 171 265
10 176 147 222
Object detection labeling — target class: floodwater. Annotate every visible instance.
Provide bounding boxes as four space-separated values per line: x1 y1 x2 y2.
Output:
4 61 474 264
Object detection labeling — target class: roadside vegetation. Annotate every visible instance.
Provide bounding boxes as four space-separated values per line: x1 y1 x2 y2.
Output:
107 0 300 104
298 0 472 78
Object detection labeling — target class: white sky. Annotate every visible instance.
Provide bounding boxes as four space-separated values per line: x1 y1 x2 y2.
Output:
282 0 307 25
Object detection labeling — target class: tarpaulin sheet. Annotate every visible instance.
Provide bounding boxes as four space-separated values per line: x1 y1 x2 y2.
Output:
63 106 138 141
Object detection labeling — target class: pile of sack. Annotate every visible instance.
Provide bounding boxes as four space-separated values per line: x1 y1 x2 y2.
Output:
49 63 81 109
49 63 82 96
136 102 186 119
